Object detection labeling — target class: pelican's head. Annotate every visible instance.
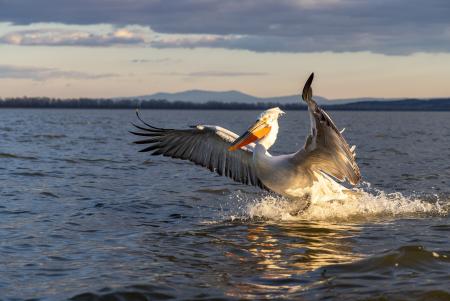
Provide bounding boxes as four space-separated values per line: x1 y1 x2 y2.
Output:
229 107 285 151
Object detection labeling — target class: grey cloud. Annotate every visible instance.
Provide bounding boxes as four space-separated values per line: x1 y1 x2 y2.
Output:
1 0 450 54
151 32 449 55
0 28 146 47
0 64 117 80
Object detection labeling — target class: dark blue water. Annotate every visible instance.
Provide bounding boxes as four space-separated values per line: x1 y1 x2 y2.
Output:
0 109 449 300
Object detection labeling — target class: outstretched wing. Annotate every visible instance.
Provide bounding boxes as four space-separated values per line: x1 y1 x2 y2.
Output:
130 111 267 189
294 73 361 185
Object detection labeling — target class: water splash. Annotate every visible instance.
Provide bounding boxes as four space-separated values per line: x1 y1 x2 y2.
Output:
227 182 448 222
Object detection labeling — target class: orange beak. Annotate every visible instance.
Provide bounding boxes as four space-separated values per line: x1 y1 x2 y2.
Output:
228 119 271 151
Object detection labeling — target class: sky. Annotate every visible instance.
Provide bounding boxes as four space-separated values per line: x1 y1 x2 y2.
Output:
1 0 450 99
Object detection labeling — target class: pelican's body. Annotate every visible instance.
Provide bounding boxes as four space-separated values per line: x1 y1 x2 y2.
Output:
131 74 360 206
245 111 352 203
254 147 350 202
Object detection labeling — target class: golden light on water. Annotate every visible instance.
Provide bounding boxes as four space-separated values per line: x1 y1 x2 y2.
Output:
225 221 363 299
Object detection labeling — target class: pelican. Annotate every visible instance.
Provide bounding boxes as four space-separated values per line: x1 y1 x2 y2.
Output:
130 73 360 207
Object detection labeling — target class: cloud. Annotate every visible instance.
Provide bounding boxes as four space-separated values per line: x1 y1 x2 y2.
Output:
0 28 146 47
0 64 117 80
151 33 442 55
130 58 180 64
0 0 450 54
154 70 267 77
188 71 267 77
151 35 237 49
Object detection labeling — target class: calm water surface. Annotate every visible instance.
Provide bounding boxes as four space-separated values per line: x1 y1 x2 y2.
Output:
0 109 449 300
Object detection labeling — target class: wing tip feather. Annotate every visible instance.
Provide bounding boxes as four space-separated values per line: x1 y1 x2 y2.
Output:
302 72 314 102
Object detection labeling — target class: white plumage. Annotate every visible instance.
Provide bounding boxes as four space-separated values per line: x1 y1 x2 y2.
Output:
131 73 360 205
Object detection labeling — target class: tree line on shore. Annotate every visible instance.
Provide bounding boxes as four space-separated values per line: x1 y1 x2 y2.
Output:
1 96 450 111
0 97 308 110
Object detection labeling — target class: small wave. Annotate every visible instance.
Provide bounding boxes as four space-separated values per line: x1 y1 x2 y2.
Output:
0 210 34 215
64 158 124 164
142 159 158 166
71 285 175 301
33 134 67 139
0 152 37 160
40 191 59 198
78 136 107 142
305 246 450 300
380 147 409 156
228 183 448 222
63 158 78 163
79 158 124 163
12 171 47 177
328 245 450 273
196 188 231 195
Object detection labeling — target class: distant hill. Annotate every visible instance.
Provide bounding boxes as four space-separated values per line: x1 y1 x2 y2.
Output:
123 89 331 105
136 90 260 103
122 89 417 106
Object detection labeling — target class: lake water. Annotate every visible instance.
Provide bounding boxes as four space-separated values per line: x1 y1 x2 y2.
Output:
0 109 449 300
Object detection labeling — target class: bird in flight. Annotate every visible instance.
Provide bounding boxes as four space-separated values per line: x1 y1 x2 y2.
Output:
130 73 360 208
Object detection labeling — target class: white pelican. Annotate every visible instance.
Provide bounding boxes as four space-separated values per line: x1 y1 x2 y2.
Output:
131 73 360 206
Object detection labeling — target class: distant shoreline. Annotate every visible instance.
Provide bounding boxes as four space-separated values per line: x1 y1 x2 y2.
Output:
1 97 450 111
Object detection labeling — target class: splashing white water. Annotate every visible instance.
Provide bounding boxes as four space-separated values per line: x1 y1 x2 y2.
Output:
228 183 448 222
